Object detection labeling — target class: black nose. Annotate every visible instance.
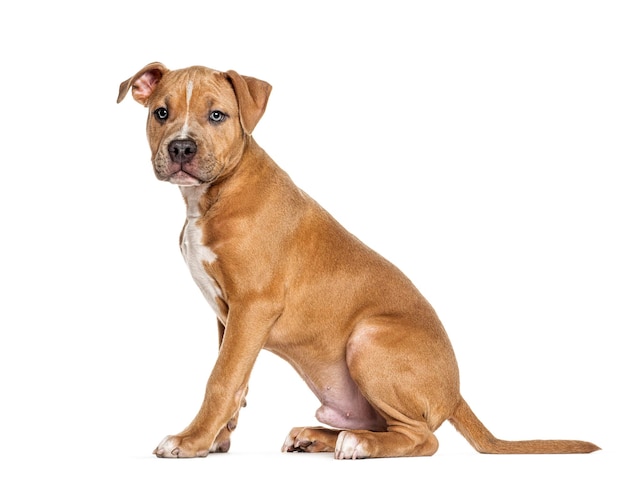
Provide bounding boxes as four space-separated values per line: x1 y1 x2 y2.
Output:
168 139 197 164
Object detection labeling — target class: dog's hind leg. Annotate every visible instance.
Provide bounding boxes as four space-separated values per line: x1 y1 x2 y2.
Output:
334 424 439 459
335 317 460 459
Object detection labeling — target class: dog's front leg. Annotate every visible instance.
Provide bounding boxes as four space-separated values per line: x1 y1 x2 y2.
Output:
210 319 250 453
153 306 274 458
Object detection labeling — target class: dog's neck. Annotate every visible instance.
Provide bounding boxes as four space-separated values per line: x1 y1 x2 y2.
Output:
180 184 210 219
179 137 280 220
177 136 255 218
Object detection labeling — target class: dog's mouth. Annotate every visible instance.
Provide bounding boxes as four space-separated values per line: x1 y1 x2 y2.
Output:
166 170 204 186
153 145 220 187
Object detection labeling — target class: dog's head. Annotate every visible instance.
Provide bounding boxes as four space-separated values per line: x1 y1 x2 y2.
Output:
118 63 272 186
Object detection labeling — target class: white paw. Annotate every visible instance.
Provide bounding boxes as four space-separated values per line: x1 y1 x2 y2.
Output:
335 431 368 460
153 435 209 458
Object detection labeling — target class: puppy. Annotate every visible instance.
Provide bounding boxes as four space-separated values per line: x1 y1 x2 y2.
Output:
118 63 599 459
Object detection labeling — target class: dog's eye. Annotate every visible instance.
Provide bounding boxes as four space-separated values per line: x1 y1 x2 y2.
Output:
209 110 226 123
154 107 169 121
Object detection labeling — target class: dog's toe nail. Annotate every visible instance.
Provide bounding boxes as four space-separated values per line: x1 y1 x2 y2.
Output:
171 447 180 457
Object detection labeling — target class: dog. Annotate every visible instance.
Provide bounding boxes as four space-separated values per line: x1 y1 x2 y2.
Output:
117 63 599 459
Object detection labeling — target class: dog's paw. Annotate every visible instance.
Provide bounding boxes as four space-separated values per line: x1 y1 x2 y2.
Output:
334 431 369 460
153 435 211 458
282 426 339 453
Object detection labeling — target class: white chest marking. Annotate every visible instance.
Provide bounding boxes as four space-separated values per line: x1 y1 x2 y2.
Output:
179 184 224 319
181 217 222 317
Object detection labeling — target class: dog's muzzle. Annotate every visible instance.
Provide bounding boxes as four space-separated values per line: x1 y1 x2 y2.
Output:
161 138 204 186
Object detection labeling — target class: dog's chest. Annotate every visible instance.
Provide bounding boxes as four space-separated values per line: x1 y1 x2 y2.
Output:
181 217 223 318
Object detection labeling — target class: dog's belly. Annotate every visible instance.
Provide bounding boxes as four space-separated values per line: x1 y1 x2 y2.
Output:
268 342 386 431
312 368 387 431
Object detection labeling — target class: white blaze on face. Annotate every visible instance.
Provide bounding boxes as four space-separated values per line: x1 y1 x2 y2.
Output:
181 79 193 137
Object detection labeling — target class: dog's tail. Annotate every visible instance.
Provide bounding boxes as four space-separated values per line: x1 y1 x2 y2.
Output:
448 397 600 454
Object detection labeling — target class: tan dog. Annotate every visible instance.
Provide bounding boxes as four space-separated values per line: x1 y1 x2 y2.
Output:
117 63 599 459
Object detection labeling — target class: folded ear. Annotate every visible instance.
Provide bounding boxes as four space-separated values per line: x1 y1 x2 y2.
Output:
117 62 169 105
226 70 272 134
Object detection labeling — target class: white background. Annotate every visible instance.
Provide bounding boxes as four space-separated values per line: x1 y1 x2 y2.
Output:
1 1 624 485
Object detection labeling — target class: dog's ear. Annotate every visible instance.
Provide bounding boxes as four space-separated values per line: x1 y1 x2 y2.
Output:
226 70 272 134
117 62 169 106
